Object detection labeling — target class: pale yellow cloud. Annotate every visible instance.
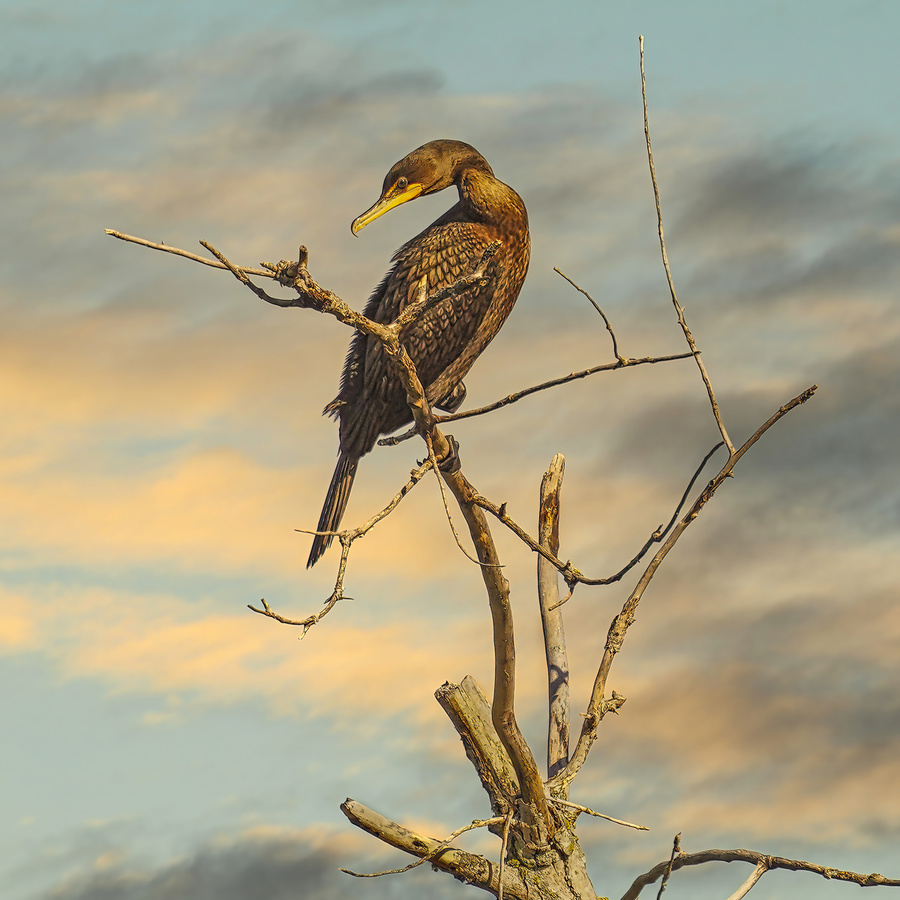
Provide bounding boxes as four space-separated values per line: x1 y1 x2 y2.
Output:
10 581 485 723
0 590 36 649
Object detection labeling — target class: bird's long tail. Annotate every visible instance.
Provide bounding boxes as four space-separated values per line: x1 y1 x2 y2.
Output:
307 452 359 568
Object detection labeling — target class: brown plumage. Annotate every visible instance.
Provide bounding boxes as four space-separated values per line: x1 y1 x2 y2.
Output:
307 139 530 567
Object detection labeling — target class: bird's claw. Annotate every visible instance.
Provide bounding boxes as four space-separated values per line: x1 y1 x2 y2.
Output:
438 434 461 474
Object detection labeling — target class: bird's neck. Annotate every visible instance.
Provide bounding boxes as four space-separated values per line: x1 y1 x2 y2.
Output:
457 168 527 231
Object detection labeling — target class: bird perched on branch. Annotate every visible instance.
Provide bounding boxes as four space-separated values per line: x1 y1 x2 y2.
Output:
307 139 530 568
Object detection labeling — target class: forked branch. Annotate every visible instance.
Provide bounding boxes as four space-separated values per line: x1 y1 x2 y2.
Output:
621 846 900 899
550 384 817 792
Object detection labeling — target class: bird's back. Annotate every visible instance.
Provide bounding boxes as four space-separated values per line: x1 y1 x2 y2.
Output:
331 196 528 459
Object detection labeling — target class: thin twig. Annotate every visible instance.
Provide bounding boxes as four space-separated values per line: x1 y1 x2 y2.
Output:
425 433 500 568
657 834 681 900
552 384 817 791
621 846 900 900
639 36 735 454
104 229 278 278
476 440 724 598
554 267 622 361
427 352 693 429
248 458 433 634
550 798 648 831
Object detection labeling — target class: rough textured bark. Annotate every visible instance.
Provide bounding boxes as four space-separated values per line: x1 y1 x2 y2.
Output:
435 676 520 817
537 454 569 782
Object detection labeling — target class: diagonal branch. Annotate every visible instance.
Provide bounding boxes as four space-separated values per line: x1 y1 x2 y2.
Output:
474 439 723 595
430 352 693 427
550 384 817 792
341 799 529 900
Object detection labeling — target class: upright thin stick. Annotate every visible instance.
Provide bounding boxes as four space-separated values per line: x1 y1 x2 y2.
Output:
537 454 570 779
639 36 735 455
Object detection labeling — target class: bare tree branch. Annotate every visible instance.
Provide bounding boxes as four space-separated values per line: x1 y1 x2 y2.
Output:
340 815 505 878
248 458 433 634
429 352 692 428
439 452 556 850
725 861 767 900
435 677 519 816
105 229 278 278
621 846 900 900
474 439 723 596
341 799 528 900
551 384 817 792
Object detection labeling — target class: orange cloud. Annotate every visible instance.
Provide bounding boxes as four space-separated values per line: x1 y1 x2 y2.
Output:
11 581 485 724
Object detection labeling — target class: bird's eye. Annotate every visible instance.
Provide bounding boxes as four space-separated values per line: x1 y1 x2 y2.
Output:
396 176 408 190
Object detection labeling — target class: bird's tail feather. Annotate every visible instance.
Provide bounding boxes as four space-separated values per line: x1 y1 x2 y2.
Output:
307 453 359 568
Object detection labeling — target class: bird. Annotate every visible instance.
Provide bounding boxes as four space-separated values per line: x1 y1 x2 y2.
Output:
307 139 530 568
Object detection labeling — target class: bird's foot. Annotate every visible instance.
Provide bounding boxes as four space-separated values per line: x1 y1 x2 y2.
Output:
435 382 467 413
437 434 461 474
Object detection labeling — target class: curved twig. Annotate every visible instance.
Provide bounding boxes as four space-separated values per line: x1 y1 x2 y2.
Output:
554 267 622 361
248 458 434 634
475 440 725 597
551 384 817 791
621 846 900 900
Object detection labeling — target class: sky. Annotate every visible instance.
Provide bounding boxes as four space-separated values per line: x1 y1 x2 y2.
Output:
2 1 899 899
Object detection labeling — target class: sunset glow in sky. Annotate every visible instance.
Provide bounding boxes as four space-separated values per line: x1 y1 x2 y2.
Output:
3 2 900 899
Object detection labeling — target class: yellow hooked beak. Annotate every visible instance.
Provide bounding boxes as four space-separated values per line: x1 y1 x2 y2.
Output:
351 181 424 235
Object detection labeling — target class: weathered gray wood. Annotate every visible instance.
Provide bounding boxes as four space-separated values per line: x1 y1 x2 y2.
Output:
537 454 570 781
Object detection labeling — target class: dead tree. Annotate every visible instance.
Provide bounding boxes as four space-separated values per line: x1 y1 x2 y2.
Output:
106 39 899 900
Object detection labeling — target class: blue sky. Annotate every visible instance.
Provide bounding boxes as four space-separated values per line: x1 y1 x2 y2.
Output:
2 2 899 899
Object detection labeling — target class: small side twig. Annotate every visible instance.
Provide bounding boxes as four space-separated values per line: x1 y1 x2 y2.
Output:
248 458 433 634
423 432 501 569
656 834 681 900
550 798 648 831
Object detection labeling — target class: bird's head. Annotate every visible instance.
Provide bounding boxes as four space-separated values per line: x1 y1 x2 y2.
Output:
351 139 491 235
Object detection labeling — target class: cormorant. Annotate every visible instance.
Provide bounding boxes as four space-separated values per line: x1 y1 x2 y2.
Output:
308 139 529 567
